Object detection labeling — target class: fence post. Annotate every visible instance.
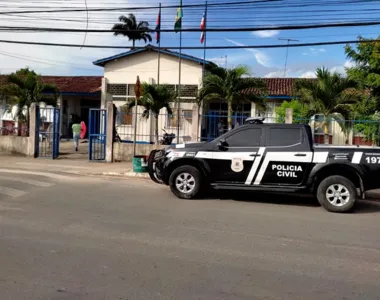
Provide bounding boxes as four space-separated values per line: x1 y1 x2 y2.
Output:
250 103 256 117
28 103 38 157
285 108 293 124
106 101 115 163
191 105 200 142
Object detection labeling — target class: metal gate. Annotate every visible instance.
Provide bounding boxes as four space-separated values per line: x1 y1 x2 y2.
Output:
36 106 60 159
202 110 251 141
88 108 107 161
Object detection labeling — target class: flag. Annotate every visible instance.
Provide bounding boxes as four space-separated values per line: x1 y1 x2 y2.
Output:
174 0 183 33
200 10 206 44
155 8 161 43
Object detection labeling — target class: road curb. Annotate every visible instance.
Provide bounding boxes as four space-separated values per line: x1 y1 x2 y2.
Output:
88 172 150 179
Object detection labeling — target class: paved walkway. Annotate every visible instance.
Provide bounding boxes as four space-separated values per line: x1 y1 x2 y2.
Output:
0 155 149 178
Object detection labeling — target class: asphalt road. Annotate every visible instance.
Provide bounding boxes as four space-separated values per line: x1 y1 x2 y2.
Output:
0 169 380 300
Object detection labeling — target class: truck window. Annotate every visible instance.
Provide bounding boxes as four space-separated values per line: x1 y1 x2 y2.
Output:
269 128 302 147
225 128 262 147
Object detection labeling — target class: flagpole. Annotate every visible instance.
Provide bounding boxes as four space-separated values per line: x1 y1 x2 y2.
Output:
199 1 207 142
157 3 161 85
177 29 182 143
202 1 208 80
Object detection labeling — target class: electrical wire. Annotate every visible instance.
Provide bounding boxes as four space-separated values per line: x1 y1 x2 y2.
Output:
2 19 380 33
0 38 375 50
0 0 280 15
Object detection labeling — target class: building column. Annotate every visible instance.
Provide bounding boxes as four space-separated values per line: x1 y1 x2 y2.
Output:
101 77 108 109
57 94 63 137
250 102 256 117
105 101 115 162
28 103 38 157
285 108 293 124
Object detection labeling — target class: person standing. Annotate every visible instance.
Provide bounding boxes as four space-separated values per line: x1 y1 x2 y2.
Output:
72 122 81 152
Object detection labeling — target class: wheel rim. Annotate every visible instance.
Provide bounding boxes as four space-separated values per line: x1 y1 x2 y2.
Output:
175 172 196 194
326 184 350 207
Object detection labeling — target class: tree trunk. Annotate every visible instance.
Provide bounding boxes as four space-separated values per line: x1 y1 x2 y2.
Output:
227 101 233 131
323 121 329 144
132 40 135 48
155 115 159 145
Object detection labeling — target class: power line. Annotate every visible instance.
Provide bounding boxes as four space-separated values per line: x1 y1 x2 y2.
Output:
0 38 375 50
3 19 380 33
0 0 278 14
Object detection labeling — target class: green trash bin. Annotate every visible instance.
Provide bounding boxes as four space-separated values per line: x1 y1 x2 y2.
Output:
133 155 148 173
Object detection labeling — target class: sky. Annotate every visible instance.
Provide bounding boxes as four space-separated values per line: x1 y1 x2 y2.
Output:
0 0 379 78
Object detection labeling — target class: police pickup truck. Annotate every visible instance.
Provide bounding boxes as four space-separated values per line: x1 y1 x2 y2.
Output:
148 118 380 213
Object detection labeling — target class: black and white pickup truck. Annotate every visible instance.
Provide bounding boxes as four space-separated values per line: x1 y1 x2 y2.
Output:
148 119 380 213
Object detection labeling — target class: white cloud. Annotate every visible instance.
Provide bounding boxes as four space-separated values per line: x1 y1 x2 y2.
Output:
297 60 354 78
0 0 164 75
299 71 317 78
344 60 355 68
252 30 280 38
264 71 284 78
225 39 272 67
301 48 327 57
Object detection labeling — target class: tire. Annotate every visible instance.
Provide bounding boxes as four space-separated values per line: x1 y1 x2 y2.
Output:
316 175 357 213
169 165 204 199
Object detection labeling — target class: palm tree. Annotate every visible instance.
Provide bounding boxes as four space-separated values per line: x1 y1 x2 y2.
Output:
200 65 267 131
112 14 152 47
127 83 176 144
294 67 362 144
0 68 59 136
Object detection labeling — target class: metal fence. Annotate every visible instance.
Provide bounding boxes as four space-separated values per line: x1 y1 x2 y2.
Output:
0 125 28 136
115 109 193 145
295 118 380 146
200 113 279 141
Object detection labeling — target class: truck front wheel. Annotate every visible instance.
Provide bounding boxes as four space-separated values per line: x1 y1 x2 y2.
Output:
169 165 204 199
317 175 357 213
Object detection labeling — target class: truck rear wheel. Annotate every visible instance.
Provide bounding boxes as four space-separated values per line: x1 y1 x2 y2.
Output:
317 175 357 213
169 165 203 199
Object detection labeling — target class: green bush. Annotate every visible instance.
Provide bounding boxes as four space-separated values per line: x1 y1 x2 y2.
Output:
275 100 310 124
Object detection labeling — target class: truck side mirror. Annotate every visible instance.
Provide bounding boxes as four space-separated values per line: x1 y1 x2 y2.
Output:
217 139 227 149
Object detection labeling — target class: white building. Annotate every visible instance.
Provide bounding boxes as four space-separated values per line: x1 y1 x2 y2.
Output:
93 45 214 144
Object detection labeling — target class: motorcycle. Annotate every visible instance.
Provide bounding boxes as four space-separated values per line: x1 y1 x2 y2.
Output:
158 128 176 145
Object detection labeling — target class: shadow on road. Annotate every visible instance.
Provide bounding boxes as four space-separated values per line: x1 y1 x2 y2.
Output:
203 190 380 214
210 191 320 207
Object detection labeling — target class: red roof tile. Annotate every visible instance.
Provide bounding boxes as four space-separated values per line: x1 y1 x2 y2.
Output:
0 75 102 94
263 78 297 96
0 75 303 97
243 78 299 97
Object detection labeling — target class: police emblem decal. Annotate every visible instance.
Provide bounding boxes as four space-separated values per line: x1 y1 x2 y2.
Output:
231 157 244 172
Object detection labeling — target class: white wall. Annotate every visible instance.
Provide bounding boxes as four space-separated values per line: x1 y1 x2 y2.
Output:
104 51 203 85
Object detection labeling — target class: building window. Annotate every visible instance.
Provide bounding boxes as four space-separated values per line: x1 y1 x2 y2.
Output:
178 85 198 98
183 110 192 120
119 105 133 125
107 84 136 100
107 84 127 95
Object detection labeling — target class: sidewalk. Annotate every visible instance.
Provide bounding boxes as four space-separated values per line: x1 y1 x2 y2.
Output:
0 155 150 179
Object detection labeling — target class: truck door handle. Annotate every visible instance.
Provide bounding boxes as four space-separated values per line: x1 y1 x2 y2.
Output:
294 153 306 157
250 154 261 157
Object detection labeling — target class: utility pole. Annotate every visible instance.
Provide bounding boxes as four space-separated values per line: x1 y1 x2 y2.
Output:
278 38 298 77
